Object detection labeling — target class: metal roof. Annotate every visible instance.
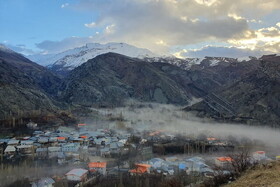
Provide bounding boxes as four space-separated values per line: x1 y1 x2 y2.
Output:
16 145 32 149
66 168 88 177
4 146 16 152
8 139 19 145
32 177 55 187
20 140 34 145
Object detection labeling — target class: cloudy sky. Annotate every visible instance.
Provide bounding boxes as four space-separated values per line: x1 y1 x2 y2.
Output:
0 0 280 58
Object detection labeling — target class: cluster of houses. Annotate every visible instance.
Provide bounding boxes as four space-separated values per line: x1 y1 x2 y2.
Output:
30 150 273 186
130 156 214 177
1 123 278 187
0 124 131 162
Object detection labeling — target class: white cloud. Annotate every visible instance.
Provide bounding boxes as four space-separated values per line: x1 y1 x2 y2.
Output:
104 24 116 34
228 23 280 53
175 45 267 58
84 22 96 28
71 0 280 54
61 3 69 8
35 37 96 54
194 0 218 6
32 0 280 56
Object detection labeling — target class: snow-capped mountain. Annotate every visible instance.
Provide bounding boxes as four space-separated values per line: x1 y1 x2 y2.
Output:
27 42 261 76
28 42 158 72
145 56 240 70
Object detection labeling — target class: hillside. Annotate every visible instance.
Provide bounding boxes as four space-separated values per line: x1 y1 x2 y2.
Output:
0 45 72 125
185 55 280 126
58 53 194 106
226 161 280 187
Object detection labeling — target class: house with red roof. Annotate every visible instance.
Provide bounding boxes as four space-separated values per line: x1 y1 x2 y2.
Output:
88 162 107 175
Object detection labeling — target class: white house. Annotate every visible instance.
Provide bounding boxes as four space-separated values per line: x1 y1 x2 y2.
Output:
4 146 16 156
65 168 88 181
253 151 266 161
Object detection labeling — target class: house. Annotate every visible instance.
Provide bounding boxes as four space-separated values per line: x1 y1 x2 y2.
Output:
80 135 88 139
38 137 49 144
71 137 84 143
62 143 80 152
207 137 217 141
48 147 62 158
7 139 19 146
158 163 175 175
4 146 16 156
165 156 178 162
36 148 48 158
20 140 34 146
57 137 66 143
129 164 151 174
109 142 119 152
65 168 88 181
100 147 110 157
148 158 165 169
253 151 266 161
31 177 55 187
88 162 107 175
185 157 213 175
215 157 233 168
22 136 31 140
16 145 33 155
48 137 58 144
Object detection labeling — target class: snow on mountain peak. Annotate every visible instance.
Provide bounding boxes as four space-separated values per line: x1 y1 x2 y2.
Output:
28 42 158 70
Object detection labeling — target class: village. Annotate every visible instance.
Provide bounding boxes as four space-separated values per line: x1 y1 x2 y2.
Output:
0 120 278 187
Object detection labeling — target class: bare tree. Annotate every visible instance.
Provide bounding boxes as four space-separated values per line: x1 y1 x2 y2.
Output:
227 149 253 177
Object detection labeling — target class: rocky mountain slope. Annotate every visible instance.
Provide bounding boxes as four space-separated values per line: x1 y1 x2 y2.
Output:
145 56 241 70
0 45 64 121
57 52 252 108
28 42 251 78
58 53 195 106
2 44 279 127
28 42 158 75
185 55 280 126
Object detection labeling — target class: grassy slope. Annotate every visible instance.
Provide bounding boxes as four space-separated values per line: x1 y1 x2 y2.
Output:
226 161 280 187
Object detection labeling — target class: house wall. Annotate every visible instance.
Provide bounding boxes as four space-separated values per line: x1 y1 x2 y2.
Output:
253 153 266 161
66 175 82 181
215 160 231 168
90 167 106 175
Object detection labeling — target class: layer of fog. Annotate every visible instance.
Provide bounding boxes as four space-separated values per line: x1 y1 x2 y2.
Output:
93 102 280 149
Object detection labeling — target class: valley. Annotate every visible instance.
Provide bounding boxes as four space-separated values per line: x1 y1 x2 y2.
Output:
0 44 279 187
